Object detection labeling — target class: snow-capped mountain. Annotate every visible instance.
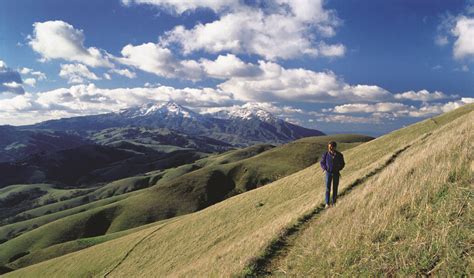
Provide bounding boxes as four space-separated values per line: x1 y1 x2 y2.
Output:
28 102 324 146
205 106 280 124
119 102 202 120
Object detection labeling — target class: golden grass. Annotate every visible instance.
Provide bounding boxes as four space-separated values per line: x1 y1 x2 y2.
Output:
275 110 473 276
4 104 472 277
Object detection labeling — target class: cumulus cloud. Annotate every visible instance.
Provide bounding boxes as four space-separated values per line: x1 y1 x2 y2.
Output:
59 63 100 84
200 54 263 79
118 43 203 80
160 1 342 60
18 67 47 88
452 16 474 59
118 45 262 81
29 20 113 67
394 89 457 102
23 78 37 87
219 61 391 103
331 103 410 114
407 97 474 117
316 114 381 124
327 98 474 119
109 68 137 79
319 43 346 57
0 60 24 94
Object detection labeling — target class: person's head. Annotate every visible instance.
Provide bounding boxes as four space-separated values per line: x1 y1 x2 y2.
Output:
328 141 337 152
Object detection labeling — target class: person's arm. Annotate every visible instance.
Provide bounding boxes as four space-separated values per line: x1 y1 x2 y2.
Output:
320 152 327 171
340 153 345 170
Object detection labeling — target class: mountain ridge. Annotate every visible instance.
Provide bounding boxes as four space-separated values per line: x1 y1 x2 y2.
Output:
25 102 325 146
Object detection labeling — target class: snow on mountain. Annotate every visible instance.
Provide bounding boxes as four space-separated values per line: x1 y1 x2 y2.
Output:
202 106 281 124
118 102 201 120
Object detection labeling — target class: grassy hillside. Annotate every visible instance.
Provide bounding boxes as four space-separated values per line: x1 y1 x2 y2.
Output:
0 135 371 271
0 184 93 223
3 104 470 277
0 144 274 240
269 113 472 276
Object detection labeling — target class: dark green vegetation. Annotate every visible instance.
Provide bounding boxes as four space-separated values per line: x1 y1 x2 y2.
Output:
0 134 372 272
0 126 87 163
91 127 233 153
0 144 206 188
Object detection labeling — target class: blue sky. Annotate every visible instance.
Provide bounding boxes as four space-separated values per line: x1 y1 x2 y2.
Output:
0 0 473 135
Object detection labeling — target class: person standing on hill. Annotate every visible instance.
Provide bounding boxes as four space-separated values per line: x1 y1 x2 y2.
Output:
320 141 345 208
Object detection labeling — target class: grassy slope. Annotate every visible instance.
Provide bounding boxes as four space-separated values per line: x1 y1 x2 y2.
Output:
5 104 471 277
273 109 473 276
0 144 273 241
0 105 473 276
0 135 370 269
12 105 473 276
0 184 93 222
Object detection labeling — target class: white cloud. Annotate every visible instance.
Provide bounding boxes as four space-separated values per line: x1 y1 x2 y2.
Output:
103 73 112 80
331 103 410 114
0 83 236 125
19 67 32 75
161 1 342 60
452 16 474 59
435 35 449 46
29 20 113 67
59 63 100 84
327 98 473 119
394 89 456 102
18 67 46 87
118 43 203 80
109 68 137 79
319 43 346 57
0 60 24 94
200 54 262 79
31 71 47 80
23 78 37 87
219 61 391 103
316 114 381 124
408 97 474 117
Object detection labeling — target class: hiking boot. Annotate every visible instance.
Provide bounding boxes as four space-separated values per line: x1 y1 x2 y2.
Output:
325 204 330 209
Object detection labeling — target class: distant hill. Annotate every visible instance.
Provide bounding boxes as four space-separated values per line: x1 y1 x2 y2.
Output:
1 104 470 277
27 102 325 146
0 126 88 163
90 126 233 153
0 144 206 188
0 134 371 270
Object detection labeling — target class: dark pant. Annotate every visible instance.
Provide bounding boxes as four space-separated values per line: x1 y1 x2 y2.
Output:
325 172 339 205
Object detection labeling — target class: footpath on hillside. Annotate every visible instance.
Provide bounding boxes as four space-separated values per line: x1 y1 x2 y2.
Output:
243 139 421 276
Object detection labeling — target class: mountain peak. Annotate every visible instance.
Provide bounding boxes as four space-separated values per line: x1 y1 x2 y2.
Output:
119 101 199 119
207 106 280 123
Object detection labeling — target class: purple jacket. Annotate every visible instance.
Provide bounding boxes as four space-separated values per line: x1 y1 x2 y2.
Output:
320 151 345 174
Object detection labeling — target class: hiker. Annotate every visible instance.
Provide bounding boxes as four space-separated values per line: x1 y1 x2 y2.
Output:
320 141 345 208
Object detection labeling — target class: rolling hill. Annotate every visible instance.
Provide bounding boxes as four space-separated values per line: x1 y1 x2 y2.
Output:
1 103 470 277
0 126 88 163
0 134 372 272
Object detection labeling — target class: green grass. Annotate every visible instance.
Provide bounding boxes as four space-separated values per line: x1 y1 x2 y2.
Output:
0 184 93 223
2 104 472 277
0 134 371 270
0 143 273 240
